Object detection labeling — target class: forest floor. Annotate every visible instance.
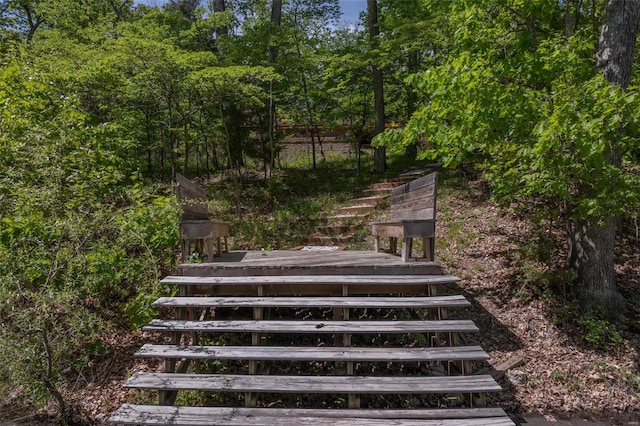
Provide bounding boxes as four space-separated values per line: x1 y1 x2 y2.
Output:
8 167 639 425
431 177 640 424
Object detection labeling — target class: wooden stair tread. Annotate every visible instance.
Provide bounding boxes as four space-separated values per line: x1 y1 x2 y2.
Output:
152 295 470 308
124 372 503 394
160 274 461 286
347 195 387 207
325 213 370 220
303 235 354 244
109 405 514 425
135 344 490 362
314 224 358 234
336 205 376 214
363 187 391 195
348 195 386 204
143 319 479 333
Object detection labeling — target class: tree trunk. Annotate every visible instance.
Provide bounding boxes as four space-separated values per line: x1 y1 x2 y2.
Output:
367 0 386 173
269 0 283 63
183 121 190 175
213 0 228 36
568 216 625 320
564 0 580 38
405 50 418 160
570 0 640 321
268 0 283 176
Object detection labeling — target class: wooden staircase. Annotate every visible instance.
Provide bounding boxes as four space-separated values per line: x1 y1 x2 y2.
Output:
303 176 417 247
108 267 514 425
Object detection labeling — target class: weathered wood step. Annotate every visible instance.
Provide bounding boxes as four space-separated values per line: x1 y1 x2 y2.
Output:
152 295 470 309
325 212 370 222
335 205 376 215
161 273 456 295
347 195 386 205
177 251 445 277
109 404 515 425
135 344 490 362
363 188 391 197
124 372 503 394
143 319 479 334
371 182 401 190
314 224 358 234
160 274 460 287
303 235 353 245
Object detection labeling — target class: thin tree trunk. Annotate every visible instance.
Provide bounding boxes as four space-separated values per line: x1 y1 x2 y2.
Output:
41 328 69 423
367 0 386 173
167 103 176 178
570 0 640 321
213 0 228 37
269 0 283 63
405 50 418 160
268 0 283 176
564 0 579 38
293 30 320 169
183 121 190 175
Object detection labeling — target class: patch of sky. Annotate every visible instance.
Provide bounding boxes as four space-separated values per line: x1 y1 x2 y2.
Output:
133 0 366 25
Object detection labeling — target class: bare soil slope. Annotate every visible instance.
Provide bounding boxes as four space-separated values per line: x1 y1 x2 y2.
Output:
430 178 640 423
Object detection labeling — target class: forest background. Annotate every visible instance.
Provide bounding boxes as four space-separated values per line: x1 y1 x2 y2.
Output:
0 0 639 423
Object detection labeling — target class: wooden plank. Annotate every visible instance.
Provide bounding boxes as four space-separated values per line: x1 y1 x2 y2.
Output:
160 275 460 286
390 173 437 198
109 405 515 425
109 404 512 422
180 220 216 239
391 187 436 206
348 195 386 204
180 220 230 238
135 344 490 362
152 295 471 309
176 174 211 220
399 220 436 237
177 250 445 276
371 221 435 239
475 355 526 381
390 204 436 222
177 284 443 297
124 372 503 394
371 223 405 239
176 173 207 200
143 319 479 334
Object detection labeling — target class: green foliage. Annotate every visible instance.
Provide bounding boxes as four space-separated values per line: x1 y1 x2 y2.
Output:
0 60 179 416
579 315 623 351
370 0 640 322
375 1 640 223
227 172 344 250
373 0 639 320
529 76 640 218
550 368 582 391
623 369 640 397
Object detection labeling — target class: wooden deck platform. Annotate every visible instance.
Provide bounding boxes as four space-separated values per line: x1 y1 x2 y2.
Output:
178 250 444 277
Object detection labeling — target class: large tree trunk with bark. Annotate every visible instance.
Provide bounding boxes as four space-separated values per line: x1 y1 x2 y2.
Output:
570 0 640 321
367 0 386 173
568 216 625 320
